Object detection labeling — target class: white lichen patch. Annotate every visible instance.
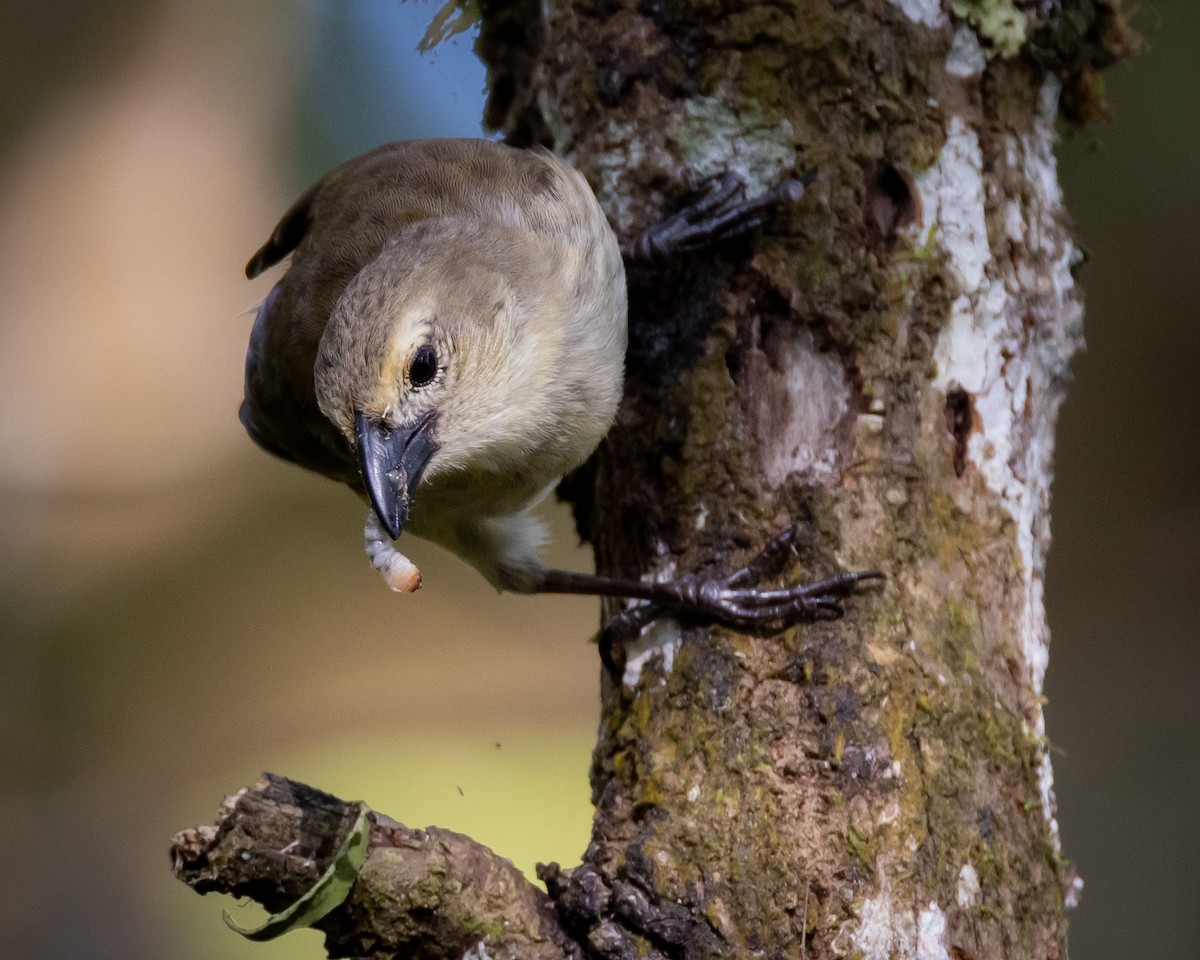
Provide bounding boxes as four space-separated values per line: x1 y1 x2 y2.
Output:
1036 749 1059 846
843 886 915 958
877 797 901 825
462 942 492 960
889 0 949 30
674 99 796 194
917 904 950 960
914 115 989 294
946 25 986 77
1016 76 1079 842
1065 870 1085 909
592 98 796 234
912 907 950 960
748 332 851 488
592 100 793 234
923 80 1080 850
932 284 1019 489
590 118 676 233
622 616 682 688
621 551 684 688
956 863 980 908
1003 197 1025 245
839 882 952 960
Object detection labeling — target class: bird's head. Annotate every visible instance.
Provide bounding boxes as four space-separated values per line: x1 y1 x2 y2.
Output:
313 221 563 540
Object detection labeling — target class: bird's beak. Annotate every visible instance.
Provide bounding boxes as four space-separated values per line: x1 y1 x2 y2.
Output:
354 410 438 540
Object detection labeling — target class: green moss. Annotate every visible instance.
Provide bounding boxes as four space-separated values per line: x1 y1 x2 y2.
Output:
635 776 666 810
942 594 974 634
897 224 941 263
983 715 1017 763
461 916 508 941
831 730 846 767
845 828 876 869
611 748 633 782
796 243 836 296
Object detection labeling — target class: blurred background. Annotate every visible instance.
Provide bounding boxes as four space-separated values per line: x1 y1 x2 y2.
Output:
0 1 1195 958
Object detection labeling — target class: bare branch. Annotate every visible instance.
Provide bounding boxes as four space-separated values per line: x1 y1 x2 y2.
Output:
171 774 576 960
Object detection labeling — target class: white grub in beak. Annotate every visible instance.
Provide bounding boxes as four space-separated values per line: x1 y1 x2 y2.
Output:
363 509 422 592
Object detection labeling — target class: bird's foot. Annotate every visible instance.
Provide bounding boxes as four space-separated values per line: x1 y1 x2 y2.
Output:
678 524 882 631
620 172 812 264
597 526 882 672
665 564 882 634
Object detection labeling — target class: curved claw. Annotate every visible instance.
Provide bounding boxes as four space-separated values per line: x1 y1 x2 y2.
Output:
744 570 883 604
685 539 883 634
621 172 809 265
674 172 743 224
719 592 843 624
726 524 802 587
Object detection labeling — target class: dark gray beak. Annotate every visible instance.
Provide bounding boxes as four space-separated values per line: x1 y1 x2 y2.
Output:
354 410 438 540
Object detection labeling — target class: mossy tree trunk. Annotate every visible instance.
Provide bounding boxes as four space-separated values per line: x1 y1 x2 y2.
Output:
173 2 1138 957
480 0 1134 956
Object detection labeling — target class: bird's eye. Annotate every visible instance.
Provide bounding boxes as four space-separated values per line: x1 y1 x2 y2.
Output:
409 345 438 387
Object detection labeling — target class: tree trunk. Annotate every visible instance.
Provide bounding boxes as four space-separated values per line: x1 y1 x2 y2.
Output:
480 0 1134 956
172 2 1138 957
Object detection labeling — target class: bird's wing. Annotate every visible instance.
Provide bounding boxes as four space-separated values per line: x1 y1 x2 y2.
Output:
244 180 321 280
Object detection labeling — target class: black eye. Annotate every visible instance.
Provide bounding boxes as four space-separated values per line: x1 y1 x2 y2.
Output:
409 345 438 387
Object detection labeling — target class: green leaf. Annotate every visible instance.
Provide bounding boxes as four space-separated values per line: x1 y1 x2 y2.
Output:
223 803 372 942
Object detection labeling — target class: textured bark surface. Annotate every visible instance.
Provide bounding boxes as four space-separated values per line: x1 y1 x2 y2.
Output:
479 0 1135 957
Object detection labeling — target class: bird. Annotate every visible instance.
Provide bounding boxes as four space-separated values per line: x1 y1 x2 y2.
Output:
241 138 877 641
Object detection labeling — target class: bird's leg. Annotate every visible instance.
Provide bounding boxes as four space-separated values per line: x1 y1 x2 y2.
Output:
532 526 881 639
619 172 813 264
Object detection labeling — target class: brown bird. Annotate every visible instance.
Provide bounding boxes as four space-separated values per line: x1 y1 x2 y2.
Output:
242 138 877 639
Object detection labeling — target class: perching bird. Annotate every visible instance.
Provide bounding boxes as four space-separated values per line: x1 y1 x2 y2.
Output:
242 138 876 637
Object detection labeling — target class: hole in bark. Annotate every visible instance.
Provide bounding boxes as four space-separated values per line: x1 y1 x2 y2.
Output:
596 49 641 106
723 328 746 377
977 805 998 841
863 163 921 252
944 387 974 478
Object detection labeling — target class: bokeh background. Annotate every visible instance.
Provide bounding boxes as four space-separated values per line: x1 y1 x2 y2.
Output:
0 2 1195 958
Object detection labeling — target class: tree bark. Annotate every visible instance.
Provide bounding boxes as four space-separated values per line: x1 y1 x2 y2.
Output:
479 0 1135 956
173 2 1137 957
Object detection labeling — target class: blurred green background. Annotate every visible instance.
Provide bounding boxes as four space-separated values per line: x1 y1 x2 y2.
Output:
0 2 1195 958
